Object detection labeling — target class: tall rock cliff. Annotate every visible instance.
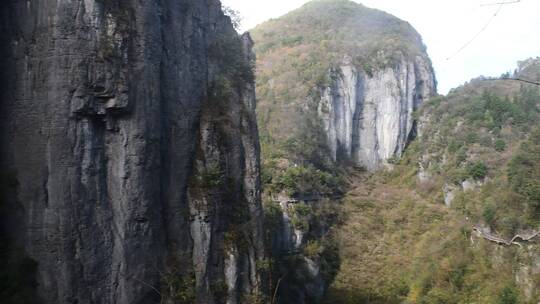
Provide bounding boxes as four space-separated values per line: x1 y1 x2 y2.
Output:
0 1 264 303
252 0 436 171
319 55 435 170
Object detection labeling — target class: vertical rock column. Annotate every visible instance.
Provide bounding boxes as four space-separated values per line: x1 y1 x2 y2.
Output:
318 55 436 170
0 1 264 303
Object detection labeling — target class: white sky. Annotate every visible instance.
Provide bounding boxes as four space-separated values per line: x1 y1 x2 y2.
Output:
221 0 540 94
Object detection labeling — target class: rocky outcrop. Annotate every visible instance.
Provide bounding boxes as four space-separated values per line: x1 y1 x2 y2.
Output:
268 196 339 304
0 1 263 304
272 199 305 253
318 55 436 170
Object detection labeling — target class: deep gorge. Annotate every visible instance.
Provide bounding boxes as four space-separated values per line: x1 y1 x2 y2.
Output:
1 1 539 304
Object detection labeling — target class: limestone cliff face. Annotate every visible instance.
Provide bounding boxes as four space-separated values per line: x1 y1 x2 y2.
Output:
0 1 263 304
318 55 436 170
252 0 438 172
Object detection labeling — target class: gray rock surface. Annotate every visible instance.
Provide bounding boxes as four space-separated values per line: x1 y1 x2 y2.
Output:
318 55 436 170
0 1 263 303
269 195 335 304
443 184 459 207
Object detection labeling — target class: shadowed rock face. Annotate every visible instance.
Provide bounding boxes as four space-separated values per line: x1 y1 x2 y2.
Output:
319 55 436 170
0 1 263 303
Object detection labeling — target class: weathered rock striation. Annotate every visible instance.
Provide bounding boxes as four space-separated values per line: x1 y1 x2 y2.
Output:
319 55 436 170
0 1 264 303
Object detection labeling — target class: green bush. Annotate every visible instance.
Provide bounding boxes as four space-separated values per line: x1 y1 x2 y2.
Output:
497 285 520 304
507 129 540 216
161 271 196 303
294 204 312 217
483 202 497 226
465 132 478 144
495 139 507 152
319 236 341 284
291 203 313 230
387 155 400 165
484 93 523 129
209 34 254 87
467 161 488 180
447 140 463 153
456 91 532 131
499 216 521 237
263 200 283 228
479 135 492 147
456 149 468 164
423 287 455 304
192 163 223 189
277 165 341 196
304 240 323 258
447 168 468 185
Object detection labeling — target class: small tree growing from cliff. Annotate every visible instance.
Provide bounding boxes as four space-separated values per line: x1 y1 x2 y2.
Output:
467 161 488 180
222 5 242 31
494 139 507 152
497 285 520 304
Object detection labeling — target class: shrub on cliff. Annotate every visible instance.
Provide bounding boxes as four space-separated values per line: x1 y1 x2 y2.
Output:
467 161 488 180
278 165 342 196
507 128 540 218
498 285 520 304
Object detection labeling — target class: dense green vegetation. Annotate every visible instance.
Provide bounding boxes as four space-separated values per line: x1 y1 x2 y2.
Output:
414 77 540 233
326 61 540 304
508 129 540 215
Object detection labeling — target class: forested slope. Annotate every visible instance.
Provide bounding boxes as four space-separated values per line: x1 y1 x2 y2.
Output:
326 58 540 304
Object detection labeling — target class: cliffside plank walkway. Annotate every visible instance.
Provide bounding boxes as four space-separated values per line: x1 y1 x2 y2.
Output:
272 194 343 204
473 225 540 246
